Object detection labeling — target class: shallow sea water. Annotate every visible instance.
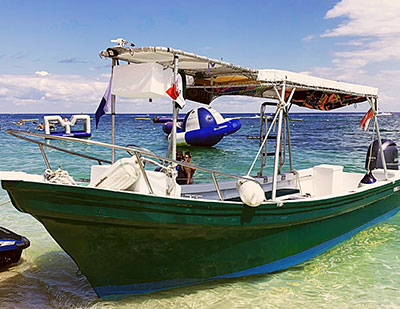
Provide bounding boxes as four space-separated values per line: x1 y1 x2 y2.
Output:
0 112 399 308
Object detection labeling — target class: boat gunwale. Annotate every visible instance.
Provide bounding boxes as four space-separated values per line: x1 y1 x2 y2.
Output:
2 176 399 208
2 177 399 230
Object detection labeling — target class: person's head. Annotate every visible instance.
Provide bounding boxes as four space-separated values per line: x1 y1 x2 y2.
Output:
176 150 183 161
184 151 191 162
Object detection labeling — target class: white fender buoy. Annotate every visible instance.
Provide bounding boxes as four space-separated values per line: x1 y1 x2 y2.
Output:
236 177 265 207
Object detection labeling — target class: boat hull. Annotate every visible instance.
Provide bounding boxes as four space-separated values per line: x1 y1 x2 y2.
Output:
2 180 400 298
0 226 30 266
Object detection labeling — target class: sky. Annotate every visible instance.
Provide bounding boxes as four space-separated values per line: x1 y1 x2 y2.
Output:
0 0 399 114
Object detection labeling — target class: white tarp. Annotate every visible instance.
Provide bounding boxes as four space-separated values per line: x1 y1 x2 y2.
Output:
257 69 378 97
111 63 173 98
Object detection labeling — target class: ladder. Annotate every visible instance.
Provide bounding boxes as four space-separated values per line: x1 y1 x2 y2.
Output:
257 101 290 177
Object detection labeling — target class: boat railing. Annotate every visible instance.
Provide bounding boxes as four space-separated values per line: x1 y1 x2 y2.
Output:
5 129 258 201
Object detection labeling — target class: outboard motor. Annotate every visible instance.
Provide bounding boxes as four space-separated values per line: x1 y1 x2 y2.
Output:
365 139 398 170
360 139 398 187
359 171 377 186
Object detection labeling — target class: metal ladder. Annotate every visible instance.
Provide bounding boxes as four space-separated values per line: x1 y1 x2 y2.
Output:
257 102 288 177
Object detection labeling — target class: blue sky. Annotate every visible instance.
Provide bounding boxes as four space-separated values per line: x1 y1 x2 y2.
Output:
1 0 399 113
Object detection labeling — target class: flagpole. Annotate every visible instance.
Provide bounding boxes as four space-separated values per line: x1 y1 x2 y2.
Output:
171 55 179 161
368 97 388 180
111 58 116 163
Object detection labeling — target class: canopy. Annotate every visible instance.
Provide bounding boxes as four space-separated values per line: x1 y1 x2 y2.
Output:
100 42 378 110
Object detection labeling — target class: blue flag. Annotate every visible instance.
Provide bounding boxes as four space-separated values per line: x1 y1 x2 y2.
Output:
95 77 112 129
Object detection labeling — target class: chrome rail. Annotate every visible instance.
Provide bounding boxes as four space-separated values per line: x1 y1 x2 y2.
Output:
38 144 51 170
6 129 260 200
6 130 111 165
211 172 223 201
133 151 154 195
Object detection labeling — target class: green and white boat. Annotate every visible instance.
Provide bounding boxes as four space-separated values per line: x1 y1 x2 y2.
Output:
1 39 399 299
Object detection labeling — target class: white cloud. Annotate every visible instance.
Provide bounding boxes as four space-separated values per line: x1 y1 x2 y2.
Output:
321 0 400 66
0 72 268 113
35 71 50 76
303 35 315 42
0 87 9 97
0 74 108 112
322 0 400 38
311 0 400 111
335 40 365 47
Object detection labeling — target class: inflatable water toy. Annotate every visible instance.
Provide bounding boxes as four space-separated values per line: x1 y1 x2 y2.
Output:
43 115 91 138
162 121 182 134
163 106 241 147
0 226 30 266
153 115 185 123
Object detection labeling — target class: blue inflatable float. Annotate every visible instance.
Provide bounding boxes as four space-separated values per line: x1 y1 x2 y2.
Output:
163 106 241 147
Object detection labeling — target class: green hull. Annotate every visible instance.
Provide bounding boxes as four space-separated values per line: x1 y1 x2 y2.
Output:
3 180 400 298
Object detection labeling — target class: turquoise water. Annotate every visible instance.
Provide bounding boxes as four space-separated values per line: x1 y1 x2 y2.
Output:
0 113 399 308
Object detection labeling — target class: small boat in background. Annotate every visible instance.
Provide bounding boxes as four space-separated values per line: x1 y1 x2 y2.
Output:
0 227 30 266
378 112 394 116
153 115 185 123
233 114 260 119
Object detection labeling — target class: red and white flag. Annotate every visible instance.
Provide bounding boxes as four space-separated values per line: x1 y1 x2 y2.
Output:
359 108 374 131
166 74 186 108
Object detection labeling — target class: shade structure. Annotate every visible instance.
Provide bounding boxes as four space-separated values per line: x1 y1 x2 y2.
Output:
100 41 378 110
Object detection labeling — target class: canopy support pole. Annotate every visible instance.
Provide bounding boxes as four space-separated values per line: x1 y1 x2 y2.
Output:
270 86 296 201
284 101 294 172
271 82 286 200
111 58 117 163
368 97 388 180
285 111 293 172
170 55 179 161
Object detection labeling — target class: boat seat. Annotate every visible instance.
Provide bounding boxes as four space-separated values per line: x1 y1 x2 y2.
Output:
312 164 343 196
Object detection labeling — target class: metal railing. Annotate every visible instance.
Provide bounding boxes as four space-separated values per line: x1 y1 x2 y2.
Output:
6 129 259 201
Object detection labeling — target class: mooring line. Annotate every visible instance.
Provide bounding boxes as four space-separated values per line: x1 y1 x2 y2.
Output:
0 200 11 207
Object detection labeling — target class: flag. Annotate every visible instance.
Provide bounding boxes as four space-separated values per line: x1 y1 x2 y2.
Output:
95 77 112 129
166 83 179 100
359 108 374 131
166 74 186 108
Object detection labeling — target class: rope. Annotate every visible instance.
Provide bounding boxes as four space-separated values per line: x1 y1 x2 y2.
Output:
166 167 178 195
0 200 10 207
292 170 303 195
44 168 76 185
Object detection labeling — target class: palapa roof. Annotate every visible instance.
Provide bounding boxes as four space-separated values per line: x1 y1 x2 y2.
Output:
100 42 378 110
